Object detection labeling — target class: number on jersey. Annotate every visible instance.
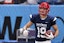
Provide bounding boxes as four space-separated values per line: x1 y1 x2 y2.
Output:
37 27 46 38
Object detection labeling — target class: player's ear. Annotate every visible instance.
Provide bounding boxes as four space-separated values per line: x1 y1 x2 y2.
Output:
47 8 50 12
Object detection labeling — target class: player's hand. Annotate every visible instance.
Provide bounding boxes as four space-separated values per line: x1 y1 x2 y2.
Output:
20 28 29 37
23 30 29 37
45 32 54 39
20 28 24 34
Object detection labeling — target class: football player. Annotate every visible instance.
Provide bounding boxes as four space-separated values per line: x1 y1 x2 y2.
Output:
22 2 59 43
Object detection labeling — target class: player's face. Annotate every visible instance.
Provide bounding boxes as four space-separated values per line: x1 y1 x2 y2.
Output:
39 7 49 16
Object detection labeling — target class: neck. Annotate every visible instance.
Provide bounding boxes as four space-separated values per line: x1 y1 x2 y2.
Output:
40 14 47 18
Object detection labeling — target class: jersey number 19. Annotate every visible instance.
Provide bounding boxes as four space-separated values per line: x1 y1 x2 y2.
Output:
37 27 46 38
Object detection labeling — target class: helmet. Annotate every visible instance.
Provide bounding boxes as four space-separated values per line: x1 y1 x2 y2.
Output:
39 2 50 10
39 2 50 16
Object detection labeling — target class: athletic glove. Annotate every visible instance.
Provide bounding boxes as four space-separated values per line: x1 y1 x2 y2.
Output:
45 32 54 39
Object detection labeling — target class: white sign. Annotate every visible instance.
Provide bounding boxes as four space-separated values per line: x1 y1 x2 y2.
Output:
4 0 13 3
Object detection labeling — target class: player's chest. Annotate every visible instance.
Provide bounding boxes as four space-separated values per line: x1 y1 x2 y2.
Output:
35 19 51 27
35 19 50 25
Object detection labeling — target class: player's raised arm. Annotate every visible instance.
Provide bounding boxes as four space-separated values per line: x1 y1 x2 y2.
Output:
20 21 33 36
20 14 35 35
23 21 33 30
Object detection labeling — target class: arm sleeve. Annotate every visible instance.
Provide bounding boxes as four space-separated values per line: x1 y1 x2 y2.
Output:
51 17 57 26
29 14 35 23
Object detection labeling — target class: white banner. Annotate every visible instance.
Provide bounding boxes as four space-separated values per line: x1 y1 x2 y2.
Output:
4 0 13 3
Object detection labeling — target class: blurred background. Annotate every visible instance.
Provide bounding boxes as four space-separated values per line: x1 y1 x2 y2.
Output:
0 0 64 43
0 0 64 5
